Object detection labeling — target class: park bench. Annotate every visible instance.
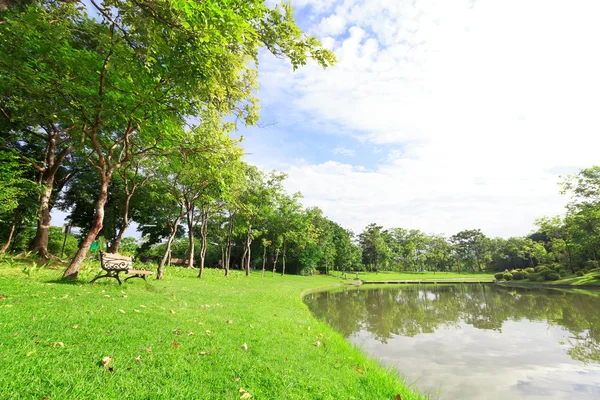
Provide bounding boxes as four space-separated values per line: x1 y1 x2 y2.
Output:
90 251 153 285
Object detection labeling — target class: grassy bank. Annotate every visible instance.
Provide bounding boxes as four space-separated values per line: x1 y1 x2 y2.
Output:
0 260 423 400
496 270 600 287
330 270 495 282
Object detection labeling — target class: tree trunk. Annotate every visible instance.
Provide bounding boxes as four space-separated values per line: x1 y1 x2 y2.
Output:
0 213 17 254
157 214 182 280
272 248 279 277
28 135 74 260
198 208 209 278
567 245 574 273
281 242 287 276
62 174 111 280
246 240 251 276
262 245 267 277
243 221 253 276
186 206 195 269
224 212 234 277
29 178 55 259
108 192 133 253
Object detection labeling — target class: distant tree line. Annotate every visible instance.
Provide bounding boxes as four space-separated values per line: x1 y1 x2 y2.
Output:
357 167 600 275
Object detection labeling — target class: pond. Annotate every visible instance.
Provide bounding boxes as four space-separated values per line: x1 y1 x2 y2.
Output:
304 284 600 399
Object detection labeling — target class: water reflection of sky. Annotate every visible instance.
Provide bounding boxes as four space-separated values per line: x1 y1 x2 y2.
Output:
305 286 600 400
351 321 600 400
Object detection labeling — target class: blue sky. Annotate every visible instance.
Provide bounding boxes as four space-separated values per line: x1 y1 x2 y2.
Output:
236 0 600 238
53 0 600 239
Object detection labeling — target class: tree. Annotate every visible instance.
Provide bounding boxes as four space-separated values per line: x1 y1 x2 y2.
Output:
359 224 390 273
0 4 81 259
0 150 39 253
449 229 490 272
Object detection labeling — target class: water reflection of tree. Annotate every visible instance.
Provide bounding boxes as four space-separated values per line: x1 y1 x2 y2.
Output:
304 285 600 363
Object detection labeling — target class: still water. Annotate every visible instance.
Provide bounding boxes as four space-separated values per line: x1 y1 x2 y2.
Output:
304 284 600 400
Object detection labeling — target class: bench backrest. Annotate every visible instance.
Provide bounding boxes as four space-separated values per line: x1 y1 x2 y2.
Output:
100 251 133 271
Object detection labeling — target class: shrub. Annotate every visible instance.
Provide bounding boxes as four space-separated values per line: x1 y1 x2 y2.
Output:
544 272 560 281
494 272 504 280
511 270 524 280
576 271 585 277
535 265 550 273
524 267 535 274
584 260 598 270
299 265 317 276
528 272 543 282
503 272 513 281
549 262 562 271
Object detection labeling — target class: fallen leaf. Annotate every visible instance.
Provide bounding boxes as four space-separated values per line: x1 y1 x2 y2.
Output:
140 305 147 308
170 310 176 314
234 378 240 382
26 351 35 357
199 351 210 355
72 325 78 329
111 298 116 302
102 356 113 368
248 324 253 328
121 291 126 295
0 295 6 300
173 330 182 335
239 388 253 399
355 368 364 375
134 356 142 363
188 332 195 336
242 343 248 351
227 320 233 324
118 309 125 314
171 342 181 348
106 331 112 335
51 342 64 347
205 330 211 334
32 316 35 321
314 341 322 347
145 347 152 354
122 295 128 298
104 295 111 298
134 309 140 313
307 326 311 331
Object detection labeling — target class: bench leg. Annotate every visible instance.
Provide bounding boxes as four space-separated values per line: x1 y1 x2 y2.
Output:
124 274 147 282
90 271 122 285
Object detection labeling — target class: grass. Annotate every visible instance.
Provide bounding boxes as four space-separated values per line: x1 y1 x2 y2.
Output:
329 270 495 282
549 271 600 286
0 259 424 400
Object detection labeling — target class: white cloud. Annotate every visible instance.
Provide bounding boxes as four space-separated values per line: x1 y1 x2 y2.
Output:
333 147 356 157
246 0 600 237
316 14 347 36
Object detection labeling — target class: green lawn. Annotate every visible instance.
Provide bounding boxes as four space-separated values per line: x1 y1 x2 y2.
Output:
551 271 600 286
0 260 424 400
330 270 495 282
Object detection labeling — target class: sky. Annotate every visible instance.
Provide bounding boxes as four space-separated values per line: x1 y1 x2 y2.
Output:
236 0 600 238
